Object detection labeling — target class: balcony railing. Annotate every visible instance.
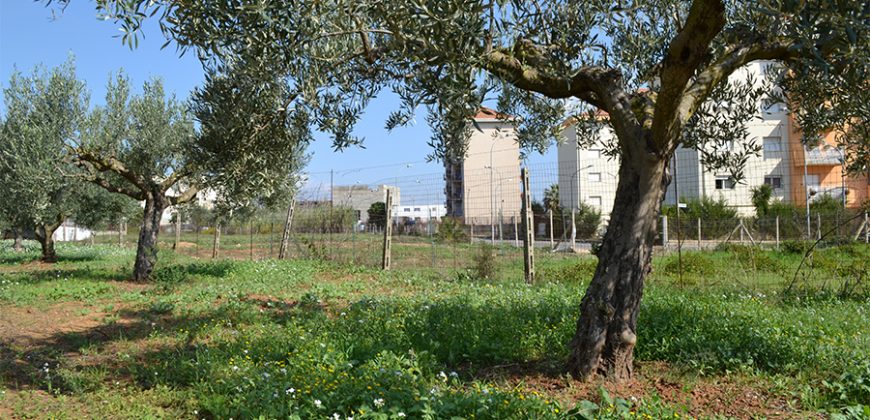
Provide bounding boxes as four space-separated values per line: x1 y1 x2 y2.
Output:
802 146 844 166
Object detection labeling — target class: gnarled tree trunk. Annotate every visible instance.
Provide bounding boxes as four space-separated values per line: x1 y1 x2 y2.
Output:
33 218 63 263
133 195 166 281
12 228 23 252
566 151 669 381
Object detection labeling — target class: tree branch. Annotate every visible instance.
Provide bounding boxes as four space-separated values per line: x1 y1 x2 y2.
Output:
483 48 611 107
168 185 199 206
74 149 149 191
652 0 727 151
678 41 801 126
77 166 146 200
483 44 645 154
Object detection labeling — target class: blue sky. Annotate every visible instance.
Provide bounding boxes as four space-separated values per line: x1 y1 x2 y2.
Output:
0 1 557 201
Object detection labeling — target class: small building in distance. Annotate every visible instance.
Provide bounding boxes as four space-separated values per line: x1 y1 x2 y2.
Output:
332 184 400 223
392 204 447 222
444 107 522 226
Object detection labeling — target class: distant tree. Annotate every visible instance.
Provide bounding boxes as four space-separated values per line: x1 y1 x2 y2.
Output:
543 184 561 214
73 73 199 281
751 184 774 217
367 202 387 230
0 59 88 261
80 0 870 381
73 182 141 238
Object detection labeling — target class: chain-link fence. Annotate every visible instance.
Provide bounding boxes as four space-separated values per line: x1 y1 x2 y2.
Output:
82 158 869 283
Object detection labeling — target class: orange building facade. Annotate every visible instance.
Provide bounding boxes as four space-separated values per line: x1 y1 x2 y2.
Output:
787 114 870 208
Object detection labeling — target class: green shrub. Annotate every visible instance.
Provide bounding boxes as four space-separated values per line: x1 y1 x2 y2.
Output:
663 195 739 239
471 243 497 280
781 239 813 254
538 259 598 284
660 252 717 278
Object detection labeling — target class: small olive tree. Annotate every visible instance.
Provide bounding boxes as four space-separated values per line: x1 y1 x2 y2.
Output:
0 59 88 262
74 73 199 281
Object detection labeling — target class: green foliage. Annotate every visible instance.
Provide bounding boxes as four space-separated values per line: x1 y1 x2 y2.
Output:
435 216 467 244
367 202 387 230
660 252 718 280
751 184 774 217
663 196 739 238
293 205 356 233
192 62 310 212
0 57 89 234
471 243 498 281
3 242 870 415
781 239 813 254
538 258 598 284
567 202 602 239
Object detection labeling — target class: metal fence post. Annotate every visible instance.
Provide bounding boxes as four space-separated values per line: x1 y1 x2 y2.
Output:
866 212 869 244
697 218 701 250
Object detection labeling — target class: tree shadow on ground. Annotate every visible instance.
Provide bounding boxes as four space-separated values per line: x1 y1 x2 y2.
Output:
0 267 127 286
0 253 103 266
0 292 816 404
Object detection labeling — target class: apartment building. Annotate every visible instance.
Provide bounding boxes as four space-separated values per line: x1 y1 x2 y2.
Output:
559 61 795 217
787 116 870 208
444 107 522 225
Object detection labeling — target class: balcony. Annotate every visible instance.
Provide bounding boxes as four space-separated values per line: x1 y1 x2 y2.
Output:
803 145 843 166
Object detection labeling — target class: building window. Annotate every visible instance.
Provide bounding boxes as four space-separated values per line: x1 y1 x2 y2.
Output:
764 176 782 189
584 149 602 159
715 176 735 190
588 172 602 182
413 207 421 211
763 137 782 159
589 196 602 208
404 208 410 212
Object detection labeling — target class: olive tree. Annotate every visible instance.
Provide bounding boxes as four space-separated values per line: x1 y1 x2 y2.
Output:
191 62 311 260
82 0 869 380
0 60 89 261
74 73 199 281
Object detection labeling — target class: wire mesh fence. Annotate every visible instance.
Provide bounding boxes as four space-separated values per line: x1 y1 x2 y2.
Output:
78 155 869 287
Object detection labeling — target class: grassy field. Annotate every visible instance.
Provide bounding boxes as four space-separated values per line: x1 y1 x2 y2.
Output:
0 239 868 419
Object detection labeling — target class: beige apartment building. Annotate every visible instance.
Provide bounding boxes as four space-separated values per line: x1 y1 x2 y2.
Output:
445 107 522 226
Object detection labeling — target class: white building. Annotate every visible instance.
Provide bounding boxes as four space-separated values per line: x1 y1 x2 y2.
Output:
52 221 93 242
558 61 792 218
392 204 447 221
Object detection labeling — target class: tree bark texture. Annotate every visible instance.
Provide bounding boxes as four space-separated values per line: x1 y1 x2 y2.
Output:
566 153 669 381
34 220 62 263
278 198 295 260
12 228 23 252
174 210 182 251
212 221 221 259
133 196 166 281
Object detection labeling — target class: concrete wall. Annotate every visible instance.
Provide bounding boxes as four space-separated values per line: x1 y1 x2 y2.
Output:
332 184 400 223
